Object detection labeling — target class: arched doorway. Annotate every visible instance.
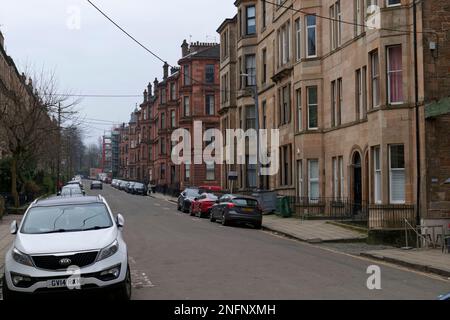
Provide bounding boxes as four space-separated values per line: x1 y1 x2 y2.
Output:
352 152 362 215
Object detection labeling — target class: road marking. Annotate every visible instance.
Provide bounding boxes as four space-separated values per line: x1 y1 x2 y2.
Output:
128 257 156 289
131 270 155 289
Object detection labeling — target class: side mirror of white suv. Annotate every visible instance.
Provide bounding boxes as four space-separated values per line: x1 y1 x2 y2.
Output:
116 214 125 228
10 220 18 235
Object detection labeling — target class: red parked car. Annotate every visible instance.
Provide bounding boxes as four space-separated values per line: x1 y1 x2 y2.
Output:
190 193 219 218
198 186 222 193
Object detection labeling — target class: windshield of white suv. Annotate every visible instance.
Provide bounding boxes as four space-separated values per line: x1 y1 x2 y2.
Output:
21 203 113 234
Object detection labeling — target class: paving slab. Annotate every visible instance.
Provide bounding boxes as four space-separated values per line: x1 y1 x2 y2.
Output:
262 215 367 243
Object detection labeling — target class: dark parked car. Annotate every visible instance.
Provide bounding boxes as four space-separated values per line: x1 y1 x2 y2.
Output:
125 182 136 193
118 181 128 191
90 180 103 190
177 188 201 213
132 182 147 196
210 195 262 229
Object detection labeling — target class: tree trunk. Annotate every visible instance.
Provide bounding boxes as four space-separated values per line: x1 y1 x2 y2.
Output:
11 157 19 208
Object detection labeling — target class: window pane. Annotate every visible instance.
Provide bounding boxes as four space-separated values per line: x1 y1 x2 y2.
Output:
184 65 190 85
307 16 316 57
246 55 256 86
308 87 318 128
390 145 405 169
206 163 215 180
206 95 215 115
246 105 256 129
390 145 405 203
247 6 256 35
388 46 403 103
205 65 215 83
390 170 405 202
309 160 319 179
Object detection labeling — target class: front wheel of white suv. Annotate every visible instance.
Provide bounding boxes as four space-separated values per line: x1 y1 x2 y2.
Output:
115 265 132 300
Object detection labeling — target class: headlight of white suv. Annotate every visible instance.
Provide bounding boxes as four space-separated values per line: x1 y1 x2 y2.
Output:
97 240 119 262
12 248 34 267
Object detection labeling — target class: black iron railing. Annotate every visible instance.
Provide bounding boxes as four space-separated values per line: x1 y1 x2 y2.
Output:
289 197 369 221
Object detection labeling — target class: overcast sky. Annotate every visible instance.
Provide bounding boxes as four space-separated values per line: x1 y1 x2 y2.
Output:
0 0 235 143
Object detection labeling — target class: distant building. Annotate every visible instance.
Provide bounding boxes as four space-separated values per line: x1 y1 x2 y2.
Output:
111 127 123 178
101 134 113 176
120 40 221 193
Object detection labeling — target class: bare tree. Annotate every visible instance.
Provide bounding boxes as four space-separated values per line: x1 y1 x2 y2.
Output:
0 66 80 207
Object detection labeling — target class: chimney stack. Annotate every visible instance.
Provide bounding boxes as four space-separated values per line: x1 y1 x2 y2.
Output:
153 78 159 95
147 82 153 98
181 39 189 57
143 89 148 103
163 62 169 80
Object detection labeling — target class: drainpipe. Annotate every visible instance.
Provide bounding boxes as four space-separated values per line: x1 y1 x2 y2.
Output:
413 1 421 226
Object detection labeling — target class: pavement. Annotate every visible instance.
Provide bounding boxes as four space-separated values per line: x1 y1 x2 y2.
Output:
88 185 449 299
262 215 367 243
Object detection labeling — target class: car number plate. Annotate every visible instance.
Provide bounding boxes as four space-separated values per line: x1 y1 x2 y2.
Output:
46 278 82 289
243 208 253 213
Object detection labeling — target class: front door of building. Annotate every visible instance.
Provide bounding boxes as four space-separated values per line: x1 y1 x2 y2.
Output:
353 152 362 216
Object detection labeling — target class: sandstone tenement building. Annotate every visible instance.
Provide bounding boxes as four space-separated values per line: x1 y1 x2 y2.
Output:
218 0 450 227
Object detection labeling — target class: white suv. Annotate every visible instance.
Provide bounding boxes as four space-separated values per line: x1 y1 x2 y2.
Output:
2 195 131 300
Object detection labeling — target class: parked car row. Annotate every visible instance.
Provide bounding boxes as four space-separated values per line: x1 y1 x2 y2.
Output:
111 179 148 196
58 178 86 197
177 187 263 229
